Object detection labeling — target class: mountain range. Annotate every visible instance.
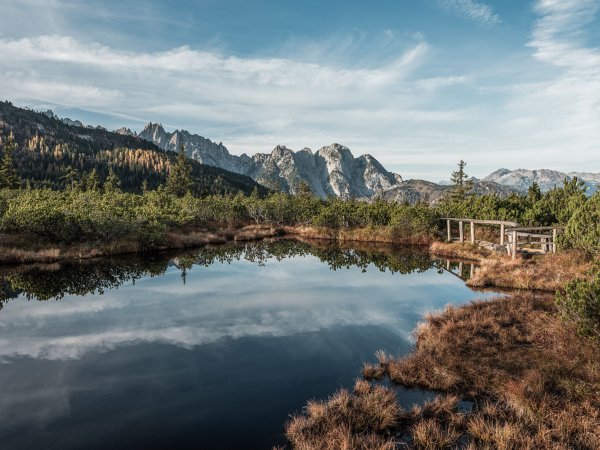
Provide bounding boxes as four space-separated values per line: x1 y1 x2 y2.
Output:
0 101 267 196
137 122 600 201
2 101 598 202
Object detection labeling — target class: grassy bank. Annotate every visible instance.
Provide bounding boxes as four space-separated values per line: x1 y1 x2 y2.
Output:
430 241 591 291
0 225 284 265
287 292 600 449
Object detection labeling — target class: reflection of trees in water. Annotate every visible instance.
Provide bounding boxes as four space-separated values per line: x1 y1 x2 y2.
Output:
0 239 437 305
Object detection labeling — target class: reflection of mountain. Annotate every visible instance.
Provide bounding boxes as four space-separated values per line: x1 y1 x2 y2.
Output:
0 240 434 304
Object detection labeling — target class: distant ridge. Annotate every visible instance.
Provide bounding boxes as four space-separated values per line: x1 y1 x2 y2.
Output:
0 101 268 196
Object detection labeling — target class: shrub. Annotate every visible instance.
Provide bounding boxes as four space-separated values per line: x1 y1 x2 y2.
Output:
562 192 600 255
556 264 600 338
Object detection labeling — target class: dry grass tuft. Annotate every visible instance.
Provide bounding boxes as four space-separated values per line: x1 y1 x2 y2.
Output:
411 418 461 449
286 293 600 449
284 225 435 246
0 247 61 264
233 225 283 241
430 241 492 260
285 380 401 449
467 251 592 291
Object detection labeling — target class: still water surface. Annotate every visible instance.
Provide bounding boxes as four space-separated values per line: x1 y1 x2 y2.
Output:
0 240 494 449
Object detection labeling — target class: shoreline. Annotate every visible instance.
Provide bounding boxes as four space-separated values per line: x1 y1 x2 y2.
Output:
0 227 588 293
0 225 435 266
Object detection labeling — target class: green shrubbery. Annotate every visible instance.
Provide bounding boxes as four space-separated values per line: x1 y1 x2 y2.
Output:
556 264 600 338
0 187 442 248
0 173 599 255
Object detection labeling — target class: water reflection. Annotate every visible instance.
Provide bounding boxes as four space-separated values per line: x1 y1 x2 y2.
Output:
0 239 496 449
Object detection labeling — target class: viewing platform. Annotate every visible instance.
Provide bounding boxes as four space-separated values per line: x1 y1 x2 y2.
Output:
442 218 564 259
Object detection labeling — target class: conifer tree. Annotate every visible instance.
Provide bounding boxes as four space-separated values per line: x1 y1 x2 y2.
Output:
104 166 121 192
450 160 473 201
84 168 99 192
0 133 20 189
166 144 192 197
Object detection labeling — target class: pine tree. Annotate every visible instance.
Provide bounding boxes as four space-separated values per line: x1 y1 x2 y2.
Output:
61 167 80 190
528 181 542 203
166 144 192 197
0 132 20 189
450 160 473 201
104 166 121 192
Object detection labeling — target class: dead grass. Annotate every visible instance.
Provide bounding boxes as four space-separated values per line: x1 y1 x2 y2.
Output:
232 225 283 242
467 251 592 291
288 293 600 449
430 241 493 261
431 242 591 291
0 247 61 264
285 225 435 246
166 230 227 247
285 379 400 450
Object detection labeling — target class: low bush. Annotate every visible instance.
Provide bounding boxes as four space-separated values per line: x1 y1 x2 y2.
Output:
556 263 600 338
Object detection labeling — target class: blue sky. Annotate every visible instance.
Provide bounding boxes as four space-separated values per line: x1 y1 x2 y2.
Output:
0 0 599 180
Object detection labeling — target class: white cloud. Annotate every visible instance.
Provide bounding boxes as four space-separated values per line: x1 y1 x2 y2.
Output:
0 2 598 179
436 0 501 25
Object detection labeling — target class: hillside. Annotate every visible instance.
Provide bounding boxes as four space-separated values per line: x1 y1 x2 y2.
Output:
0 101 268 196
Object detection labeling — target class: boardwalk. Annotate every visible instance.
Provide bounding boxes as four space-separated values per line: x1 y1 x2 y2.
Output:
442 217 564 259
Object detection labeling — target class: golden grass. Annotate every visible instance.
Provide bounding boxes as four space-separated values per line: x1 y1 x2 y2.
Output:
284 225 435 246
467 251 592 291
285 379 400 450
430 241 492 260
0 247 61 264
431 242 592 291
288 293 600 449
232 225 283 242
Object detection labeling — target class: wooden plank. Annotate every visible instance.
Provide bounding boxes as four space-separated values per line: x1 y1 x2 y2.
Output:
513 232 553 239
441 218 519 227
512 230 517 260
506 226 565 232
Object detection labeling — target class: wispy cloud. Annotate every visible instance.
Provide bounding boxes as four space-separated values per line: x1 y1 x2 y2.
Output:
0 34 474 168
503 0 600 164
436 0 501 25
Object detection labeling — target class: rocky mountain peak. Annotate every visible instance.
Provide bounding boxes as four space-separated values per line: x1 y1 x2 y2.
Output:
114 127 134 136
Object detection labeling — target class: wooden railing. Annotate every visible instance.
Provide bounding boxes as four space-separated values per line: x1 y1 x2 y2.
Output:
504 226 564 259
442 218 564 259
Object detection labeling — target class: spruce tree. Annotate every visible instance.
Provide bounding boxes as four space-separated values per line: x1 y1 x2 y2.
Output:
166 144 192 197
450 160 473 201
104 167 121 192
84 168 99 191
0 133 19 189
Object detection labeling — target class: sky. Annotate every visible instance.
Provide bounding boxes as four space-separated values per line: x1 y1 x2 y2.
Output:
0 0 599 180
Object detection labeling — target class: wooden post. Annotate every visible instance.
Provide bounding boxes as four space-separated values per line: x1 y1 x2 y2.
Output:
512 230 517 260
459 221 464 243
447 219 451 242
446 260 450 270
459 261 463 275
500 223 505 246
470 221 475 244
506 233 512 255
552 228 557 253
470 263 474 278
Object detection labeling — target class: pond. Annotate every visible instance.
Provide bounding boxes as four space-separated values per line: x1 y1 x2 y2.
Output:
0 239 496 449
